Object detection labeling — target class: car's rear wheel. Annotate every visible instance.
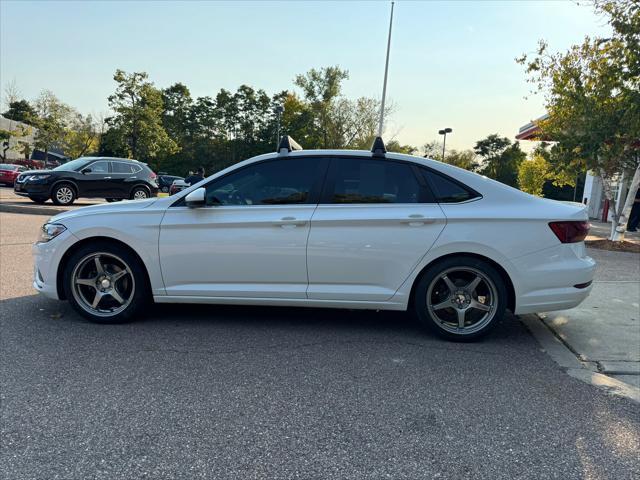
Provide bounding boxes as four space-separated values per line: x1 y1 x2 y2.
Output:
63 242 149 323
30 196 48 204
130 186 150 200
51 183 76 206
413 257 507 341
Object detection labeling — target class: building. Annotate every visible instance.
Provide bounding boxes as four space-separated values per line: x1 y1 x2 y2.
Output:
0 115 36 161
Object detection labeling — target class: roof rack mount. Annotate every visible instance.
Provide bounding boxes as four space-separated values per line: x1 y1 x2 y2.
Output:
370 136 387 157
278 136 303 154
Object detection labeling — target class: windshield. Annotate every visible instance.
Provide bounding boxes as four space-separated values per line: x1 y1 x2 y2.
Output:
53 158 92 172
0 164 18 170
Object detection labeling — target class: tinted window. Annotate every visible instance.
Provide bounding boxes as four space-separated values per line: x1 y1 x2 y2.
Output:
328 158 421 204
88 161 109 174
204 158 325 206
112 162 134 174
0 164 18 170
423 170 478 203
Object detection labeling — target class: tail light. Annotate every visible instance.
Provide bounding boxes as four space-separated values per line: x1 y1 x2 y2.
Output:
149 171 157 179
548 221 590 243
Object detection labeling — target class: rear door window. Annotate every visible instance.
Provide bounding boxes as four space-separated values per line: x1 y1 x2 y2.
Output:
325 157 424 204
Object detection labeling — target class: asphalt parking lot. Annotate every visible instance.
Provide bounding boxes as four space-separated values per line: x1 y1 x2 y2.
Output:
1 211 639 479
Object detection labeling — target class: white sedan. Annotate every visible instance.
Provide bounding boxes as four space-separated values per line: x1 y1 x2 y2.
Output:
32 140 595 340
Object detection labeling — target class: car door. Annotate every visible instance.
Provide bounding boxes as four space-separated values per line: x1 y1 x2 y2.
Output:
79 160 111 197
306 157 446 302
159 156 329 298
110 161 138 197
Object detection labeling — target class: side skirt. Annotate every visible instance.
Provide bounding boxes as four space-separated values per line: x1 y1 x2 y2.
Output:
153 295 408 311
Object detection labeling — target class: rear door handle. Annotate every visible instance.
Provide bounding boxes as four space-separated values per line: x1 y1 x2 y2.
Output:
103 176 112 179
273 216 307 228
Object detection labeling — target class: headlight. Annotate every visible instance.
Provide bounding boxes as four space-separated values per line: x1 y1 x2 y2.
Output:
28 174 51 181
38 223 67 243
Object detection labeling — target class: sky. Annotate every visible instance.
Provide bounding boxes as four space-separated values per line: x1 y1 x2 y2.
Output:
0 0 610 152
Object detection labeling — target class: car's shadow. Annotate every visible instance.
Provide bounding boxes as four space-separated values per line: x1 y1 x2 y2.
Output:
1 293 527 353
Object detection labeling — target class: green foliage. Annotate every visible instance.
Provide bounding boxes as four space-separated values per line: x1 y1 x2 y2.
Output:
443 150 478 171
518 155 550 197
474 134 526 187
107 70 179 168
63 113 99 159
517 0 639 182
3 99 38 125
33 90 72 160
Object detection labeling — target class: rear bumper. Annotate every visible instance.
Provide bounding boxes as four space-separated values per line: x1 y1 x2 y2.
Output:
512 242 596 314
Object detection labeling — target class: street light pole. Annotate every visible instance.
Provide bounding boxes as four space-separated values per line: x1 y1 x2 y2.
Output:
438 128 452 161
275 105 284 149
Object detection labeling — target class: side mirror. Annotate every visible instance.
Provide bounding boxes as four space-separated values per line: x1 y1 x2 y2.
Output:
81 167 92 174
185 187 206 208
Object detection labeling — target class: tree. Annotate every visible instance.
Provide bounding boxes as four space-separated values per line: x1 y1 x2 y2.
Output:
33 90 72 164
107 70 178 169
63 113 99 159
518 0 640 240
474 134 525 187
518 155 551 197
3 100 37 125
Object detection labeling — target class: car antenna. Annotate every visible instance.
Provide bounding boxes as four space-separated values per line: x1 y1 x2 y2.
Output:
371 1 394 157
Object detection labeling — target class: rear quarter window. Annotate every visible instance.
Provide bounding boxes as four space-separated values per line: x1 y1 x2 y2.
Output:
421 169 480 203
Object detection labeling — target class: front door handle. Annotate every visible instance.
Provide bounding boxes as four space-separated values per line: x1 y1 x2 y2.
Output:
103 176 112 179
400 214 436 226
273 216 307 228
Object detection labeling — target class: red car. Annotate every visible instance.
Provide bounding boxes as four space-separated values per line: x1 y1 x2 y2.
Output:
0 163 27 186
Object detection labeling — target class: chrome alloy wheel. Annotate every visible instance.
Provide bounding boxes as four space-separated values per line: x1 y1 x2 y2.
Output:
55 186 74 204
70 252 135 317
133 189 148 200
426 266 498 335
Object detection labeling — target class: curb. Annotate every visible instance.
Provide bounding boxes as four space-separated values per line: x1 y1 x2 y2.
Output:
0 203 67 216
520 314 640 404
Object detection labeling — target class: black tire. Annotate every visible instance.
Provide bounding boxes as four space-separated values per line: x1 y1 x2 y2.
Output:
62 241 150 324
30 197 48 204
51 183 76 206
130 186 150 200
413 256 507 341
105 198 123 203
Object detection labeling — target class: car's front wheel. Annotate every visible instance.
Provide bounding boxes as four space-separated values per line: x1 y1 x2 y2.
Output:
51 183 76 206
413 257 507 341
63 242 150 323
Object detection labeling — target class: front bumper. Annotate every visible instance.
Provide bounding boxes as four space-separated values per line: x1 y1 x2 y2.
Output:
32 228 78 300
14 182 50 197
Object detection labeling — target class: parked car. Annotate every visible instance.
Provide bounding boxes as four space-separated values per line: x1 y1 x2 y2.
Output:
158 174 184 193
0 163 27 186
12 158 45 170
32 137 595 341
169 179 189 195
15 156 158 205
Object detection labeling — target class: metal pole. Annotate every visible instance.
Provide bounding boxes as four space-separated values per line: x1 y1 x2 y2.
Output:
442 133 447 161
377 1 395 138
276 116 281 150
